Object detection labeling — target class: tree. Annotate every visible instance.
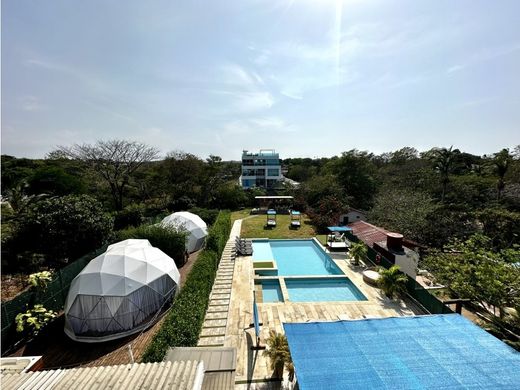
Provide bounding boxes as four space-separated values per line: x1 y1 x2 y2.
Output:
298 174 345 209
27 166 85 195
493 148 512 200
57 140 159 210
307 195 348 233
14 195 113 263
263 331 293 379
15 305 57 338
368 188 437 244
377 265 408 299
423 234 520 318
349 241 367 266
332 150 377 209
428 146 460 202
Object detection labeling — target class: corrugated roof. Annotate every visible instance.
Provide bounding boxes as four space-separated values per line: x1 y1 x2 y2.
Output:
1 360 204 390
165 347 236 390
347 220 390 247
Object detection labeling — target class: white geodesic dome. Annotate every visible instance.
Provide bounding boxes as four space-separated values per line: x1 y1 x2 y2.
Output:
64 239 180 343
161 211 208 253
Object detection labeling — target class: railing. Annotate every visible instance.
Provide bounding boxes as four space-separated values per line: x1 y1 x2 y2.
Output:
345 232 453 315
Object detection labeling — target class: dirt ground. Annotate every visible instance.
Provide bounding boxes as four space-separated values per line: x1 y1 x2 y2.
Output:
1 274 31 302
8 250 200 369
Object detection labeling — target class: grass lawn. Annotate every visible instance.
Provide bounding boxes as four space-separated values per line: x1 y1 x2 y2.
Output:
240 213 317 239
230 209 252 223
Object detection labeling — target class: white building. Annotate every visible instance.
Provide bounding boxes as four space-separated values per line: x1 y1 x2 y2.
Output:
240 149 282 189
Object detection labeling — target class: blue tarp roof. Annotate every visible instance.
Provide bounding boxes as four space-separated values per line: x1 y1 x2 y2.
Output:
327 226 352 232
284 314 520 390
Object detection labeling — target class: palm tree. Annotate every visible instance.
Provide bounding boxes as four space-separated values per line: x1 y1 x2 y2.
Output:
377 265 408 299
430 146 458 202
493 149 512 200
263 331 292 379
349 242 367 266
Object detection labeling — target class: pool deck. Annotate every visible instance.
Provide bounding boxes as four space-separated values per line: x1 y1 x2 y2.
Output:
224 239 425 385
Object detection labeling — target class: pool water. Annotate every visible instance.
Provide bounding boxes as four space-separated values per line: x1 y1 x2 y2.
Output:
285 278 367 302
253 240 343 276
258 280 284 303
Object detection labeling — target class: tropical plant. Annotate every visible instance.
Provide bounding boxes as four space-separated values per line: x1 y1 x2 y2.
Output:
493 148 512 200
15 305 57 337
349 241 368 266
28 271 53 290
429 146 459 202
263 330 292 379
377 265 408 299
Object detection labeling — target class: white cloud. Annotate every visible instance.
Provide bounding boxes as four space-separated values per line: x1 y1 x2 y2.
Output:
19 96 45 111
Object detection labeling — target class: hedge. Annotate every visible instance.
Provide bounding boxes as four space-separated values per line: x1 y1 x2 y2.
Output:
141 210 231 362
113 224 187 267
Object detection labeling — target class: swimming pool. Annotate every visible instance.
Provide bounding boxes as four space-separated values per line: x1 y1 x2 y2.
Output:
253 239 343 276
285 278 367 302
256 279 284 303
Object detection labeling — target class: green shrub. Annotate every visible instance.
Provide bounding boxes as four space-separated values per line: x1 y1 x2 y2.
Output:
205 210 231 257
141 211 231 362
113 204 145 230
189 207 219 226
13 195 113 264
113 224 187 267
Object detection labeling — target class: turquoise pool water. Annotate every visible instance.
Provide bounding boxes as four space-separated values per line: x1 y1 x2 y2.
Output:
258 280 284 303
285 278 367 302
253 240 343 276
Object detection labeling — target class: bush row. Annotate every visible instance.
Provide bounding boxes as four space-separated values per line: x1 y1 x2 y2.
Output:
113 224 187 267
141 210 231 362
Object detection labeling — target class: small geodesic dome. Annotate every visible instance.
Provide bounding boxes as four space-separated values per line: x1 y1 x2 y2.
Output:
64 239 180 342
160 211 208 253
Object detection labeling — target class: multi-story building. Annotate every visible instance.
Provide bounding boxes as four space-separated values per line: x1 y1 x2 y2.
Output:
240 149 282 189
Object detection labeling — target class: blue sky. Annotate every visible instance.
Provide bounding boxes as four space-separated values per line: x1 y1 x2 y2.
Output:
2 0 519 160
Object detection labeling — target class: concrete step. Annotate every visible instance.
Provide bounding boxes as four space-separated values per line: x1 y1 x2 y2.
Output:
207 305 229 312
200 326 227 337
208 298 230 306
203 318 228 328
197 337 225 347
204 312 228 320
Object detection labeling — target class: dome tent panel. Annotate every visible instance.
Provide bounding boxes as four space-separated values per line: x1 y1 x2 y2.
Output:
107 239 152 251
64 239 181 342
160 211 208 253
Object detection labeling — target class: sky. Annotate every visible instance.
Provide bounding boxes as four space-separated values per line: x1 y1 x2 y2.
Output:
2 0 519 160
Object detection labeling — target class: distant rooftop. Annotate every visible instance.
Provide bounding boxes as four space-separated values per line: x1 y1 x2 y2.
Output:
242 149 278 157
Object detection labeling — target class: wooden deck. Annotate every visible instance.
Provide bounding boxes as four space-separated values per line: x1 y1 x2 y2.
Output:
224 243 424 384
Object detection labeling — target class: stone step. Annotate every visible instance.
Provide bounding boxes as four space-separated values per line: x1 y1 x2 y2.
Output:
207 305 228 312
197 336 225 347
215 277 233 282
203 318 227 328
200 326 227 337
208 299 230 306
210 293 231 300
204 311 228 320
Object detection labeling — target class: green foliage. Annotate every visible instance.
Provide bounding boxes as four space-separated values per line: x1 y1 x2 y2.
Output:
426 146 460 202
349 241 368 266
423 234 520 318
204 210 232 257
140 211 231 362
27 166 85 195
189 207 219 226
377 265 408 299
211 183 248 210
332 149 377 209
28 271 53 290
113 204 145 230
477 208 520 248
298 175 344 209
263 331 293 379
114 224 187 267
369 188 437 244
15 304 57 337
307 196 348 234
12 195 113 264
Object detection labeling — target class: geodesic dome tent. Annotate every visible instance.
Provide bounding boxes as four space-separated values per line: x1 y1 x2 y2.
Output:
161 211 208 253
64 239 180 342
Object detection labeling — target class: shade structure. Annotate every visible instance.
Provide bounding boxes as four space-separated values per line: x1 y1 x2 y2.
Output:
284 314 520 389
161 211 208 253
64 239 180 342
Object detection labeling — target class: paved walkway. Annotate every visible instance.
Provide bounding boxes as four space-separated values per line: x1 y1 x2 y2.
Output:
197 220 242 347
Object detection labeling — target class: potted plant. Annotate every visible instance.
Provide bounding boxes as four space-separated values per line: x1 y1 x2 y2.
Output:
377 265 408 299
263 330 294 380
349 242 367 266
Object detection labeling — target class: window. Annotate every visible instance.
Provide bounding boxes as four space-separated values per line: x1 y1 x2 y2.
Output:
267 168 279 176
